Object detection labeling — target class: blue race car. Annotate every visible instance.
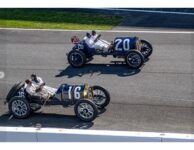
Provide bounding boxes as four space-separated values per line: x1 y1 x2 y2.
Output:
6 82 110 122
67 35 152 69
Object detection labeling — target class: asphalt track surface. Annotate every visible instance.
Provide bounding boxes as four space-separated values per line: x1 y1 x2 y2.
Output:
0 29 194 134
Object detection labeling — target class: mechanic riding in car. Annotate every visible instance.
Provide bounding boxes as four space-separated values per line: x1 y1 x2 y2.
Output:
30 74 57 96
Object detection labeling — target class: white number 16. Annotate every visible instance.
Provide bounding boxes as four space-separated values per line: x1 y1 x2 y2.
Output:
68 86 81 99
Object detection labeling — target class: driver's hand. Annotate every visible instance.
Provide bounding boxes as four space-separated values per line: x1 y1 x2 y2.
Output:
41 83 46 86
35 88 41 92
36 86 43 92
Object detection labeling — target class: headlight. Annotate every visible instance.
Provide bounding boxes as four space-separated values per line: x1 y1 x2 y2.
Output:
83 90 88 97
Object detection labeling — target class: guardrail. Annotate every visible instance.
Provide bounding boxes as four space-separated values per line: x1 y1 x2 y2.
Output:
0 127 194 142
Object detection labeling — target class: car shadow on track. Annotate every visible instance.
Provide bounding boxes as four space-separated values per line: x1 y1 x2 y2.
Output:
55 63 141 78
0 112 94 129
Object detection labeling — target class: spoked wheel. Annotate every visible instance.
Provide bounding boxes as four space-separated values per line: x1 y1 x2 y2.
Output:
74 100 98 122
125 50 144 69
140 40 153 58
92 86 110 109
8 97 31 119
68 50 86 68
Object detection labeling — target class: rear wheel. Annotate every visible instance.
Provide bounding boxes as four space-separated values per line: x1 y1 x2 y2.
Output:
125 50 144 69
74 100 98 122
140 40 153 58
92 86 110 109
68 50 86 68
8 97 31 119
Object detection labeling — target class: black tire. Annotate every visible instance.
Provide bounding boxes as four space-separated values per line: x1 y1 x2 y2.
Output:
6 82 24 102
68 50 86 68
8 97 31 119
91 86 110 109
74 100 98 122
140 40 153 58
125 50 144 69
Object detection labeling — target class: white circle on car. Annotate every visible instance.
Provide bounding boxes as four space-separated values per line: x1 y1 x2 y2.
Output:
0 71 5 79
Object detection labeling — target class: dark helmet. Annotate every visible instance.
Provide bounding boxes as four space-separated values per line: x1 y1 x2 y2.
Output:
86 32 91 38
31 74 36 78
92 30 96 35
25 79 31 84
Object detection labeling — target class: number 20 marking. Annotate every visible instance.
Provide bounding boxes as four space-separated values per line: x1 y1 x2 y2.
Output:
115 39 130 51
68 86 81 99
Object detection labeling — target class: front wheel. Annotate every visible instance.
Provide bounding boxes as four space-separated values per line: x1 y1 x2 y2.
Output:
74 100 98 122
92 86 110 109
68 50 86 68
140 40 153 58
8 97 31 119
125 50 144 69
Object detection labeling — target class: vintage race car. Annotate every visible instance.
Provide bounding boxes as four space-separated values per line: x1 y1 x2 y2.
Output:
6 82 110 122
67 36 153 69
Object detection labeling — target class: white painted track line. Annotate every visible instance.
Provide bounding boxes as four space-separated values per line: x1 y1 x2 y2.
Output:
98 8 194 16
0 28 194 34
0 126 194 140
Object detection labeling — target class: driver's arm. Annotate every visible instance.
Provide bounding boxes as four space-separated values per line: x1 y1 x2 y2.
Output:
37 77 45 86
94 34 101 43
26 86 39 96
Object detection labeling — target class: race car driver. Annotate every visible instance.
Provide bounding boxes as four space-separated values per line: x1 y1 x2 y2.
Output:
30 74 57 97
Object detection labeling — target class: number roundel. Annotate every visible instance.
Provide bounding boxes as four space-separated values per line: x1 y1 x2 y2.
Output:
115 38 131 51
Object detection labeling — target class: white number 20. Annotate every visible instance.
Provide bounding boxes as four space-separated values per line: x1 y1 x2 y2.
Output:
68 86 81 99
115 39 130 51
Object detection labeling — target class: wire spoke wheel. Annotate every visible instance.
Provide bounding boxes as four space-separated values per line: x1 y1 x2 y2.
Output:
93 89 106 106
91 86 110 109
74 100 98 122
77 102 94 119
9 97 31 119
140 40 153 58
12 100 28 117
127 52 142 67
